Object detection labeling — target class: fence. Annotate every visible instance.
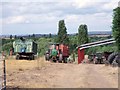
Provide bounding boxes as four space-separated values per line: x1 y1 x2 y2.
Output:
0 58 6 90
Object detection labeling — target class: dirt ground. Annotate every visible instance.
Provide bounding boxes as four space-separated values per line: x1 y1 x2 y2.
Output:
6 57 118 88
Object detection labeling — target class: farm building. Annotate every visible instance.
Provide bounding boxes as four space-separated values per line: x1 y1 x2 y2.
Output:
77 38 115 64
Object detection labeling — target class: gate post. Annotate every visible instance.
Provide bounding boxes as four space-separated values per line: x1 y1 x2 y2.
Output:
0 59 6 90
78 48 85 64
3 60 6 90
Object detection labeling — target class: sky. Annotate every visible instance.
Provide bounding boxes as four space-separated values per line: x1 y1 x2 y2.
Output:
0 0 119 35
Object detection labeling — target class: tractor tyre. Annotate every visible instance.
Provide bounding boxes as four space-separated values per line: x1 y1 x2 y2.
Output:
52 56 57 63
114 54 120 67
108 52 118 64
45 54 50 61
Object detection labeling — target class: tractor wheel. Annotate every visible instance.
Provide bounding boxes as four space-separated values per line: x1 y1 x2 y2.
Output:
108 52 118 64
45 54 50 61
59 54 63 63
113 55 120 67
52 56 57 63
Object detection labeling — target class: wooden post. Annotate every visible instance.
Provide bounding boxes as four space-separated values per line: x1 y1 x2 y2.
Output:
3 60 6 90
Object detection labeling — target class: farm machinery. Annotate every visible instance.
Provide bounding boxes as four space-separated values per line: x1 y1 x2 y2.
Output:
13 37 37 60
88 53 104 64
45 43 69 63
88 52 120 66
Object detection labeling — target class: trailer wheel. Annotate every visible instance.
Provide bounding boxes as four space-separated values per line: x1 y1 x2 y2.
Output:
16 55 20 60
29 55 34 60
108 52 118 64
31 55 35 60
29 56 31 60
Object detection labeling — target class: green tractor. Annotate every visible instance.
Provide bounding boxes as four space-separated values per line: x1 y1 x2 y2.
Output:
50 48 59 62
45 43 69 63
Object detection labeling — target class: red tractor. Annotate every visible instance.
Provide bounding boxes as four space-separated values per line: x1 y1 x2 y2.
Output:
45 43 69 63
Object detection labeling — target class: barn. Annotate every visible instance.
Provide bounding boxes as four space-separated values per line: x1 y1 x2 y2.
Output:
77 38 115 64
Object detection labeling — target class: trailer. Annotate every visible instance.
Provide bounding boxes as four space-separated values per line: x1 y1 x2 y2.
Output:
13 38 37 60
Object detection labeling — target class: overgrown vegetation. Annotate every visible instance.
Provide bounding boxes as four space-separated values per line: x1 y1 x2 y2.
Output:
112 7 120 52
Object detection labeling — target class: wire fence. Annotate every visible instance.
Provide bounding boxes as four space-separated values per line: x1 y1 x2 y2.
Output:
0 58 6 90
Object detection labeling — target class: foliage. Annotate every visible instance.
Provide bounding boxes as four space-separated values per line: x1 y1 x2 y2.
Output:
112 7 120 52
36 38 54 56
14 35 17 39
10 35 13 39
1 35 117 57
86 44 117 55
49 33 52 38
56 20 69 45
69 35 78 53
78 24 89 45
2 39 14 46
32 34 35 38
89 36 113 42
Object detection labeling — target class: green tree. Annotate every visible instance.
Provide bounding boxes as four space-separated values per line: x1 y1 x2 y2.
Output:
112 7 120 51
37 38 54 56
32 34 35 38
56 20 69 45
49 33 52 38
28 35 31 38
78 24 89 45
14 35 17 39
10 35 12 39
69 35 78 53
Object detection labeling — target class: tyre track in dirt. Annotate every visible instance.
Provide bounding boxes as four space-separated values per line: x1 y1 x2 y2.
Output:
37 63 118 88
6 60 118 88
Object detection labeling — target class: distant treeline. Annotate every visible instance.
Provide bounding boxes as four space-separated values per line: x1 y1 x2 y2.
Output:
0 31 112 39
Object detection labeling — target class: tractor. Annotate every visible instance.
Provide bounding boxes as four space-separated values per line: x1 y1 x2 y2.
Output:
45 43 69 63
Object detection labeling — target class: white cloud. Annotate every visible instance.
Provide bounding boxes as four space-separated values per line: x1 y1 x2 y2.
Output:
3 16 26 24
3 14 59 24
102 0 119 10
1 1 119 34
72 0 99 8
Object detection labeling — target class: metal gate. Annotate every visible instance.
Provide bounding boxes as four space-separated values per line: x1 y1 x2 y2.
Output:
0 58 6 90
